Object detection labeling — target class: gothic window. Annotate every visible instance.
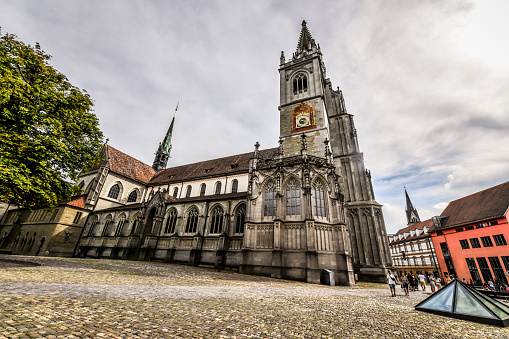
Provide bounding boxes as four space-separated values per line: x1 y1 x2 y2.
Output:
286 179 301 216
210 205 224 234
130 213 141 235
108 184 121 200
101 215 114 236
264 182 276 217
173 187 179 198
185 207 199 233
78 181 85 191
200 184 206 196
88 216 100 236
292 73 308 95
186 185 192 198
234 203 246 234
231 179 238 193
312 182 326 218
164 208 178 234
215 182 222 195
115 214 127 236
127 190 138 203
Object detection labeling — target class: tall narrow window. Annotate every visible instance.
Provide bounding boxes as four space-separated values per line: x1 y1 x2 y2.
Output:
88 216 99 236
476 257 493 284
286 179 301 216
130 214 141 235
264 182 276 217
173 187 179 198
200 184 206 196
488 257 508 285
210 205 224 234
234 204 246 234
231 179 238 193
127 190 137 203
115 214 127 236
108 184 120 199
102 215 113 236
164 209 178 234
186 185 192 198
465 258 482 285
215 182 222 195
185 207 199 233
312 183 326 218
439 242 456 278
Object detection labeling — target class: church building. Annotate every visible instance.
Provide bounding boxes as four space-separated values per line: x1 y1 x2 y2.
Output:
0 21 392 284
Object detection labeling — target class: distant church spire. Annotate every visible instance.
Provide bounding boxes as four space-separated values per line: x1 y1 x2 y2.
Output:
152 103 178 172
405 186 421 226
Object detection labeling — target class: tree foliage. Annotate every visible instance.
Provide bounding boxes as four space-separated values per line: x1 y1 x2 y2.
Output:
0 31 103 209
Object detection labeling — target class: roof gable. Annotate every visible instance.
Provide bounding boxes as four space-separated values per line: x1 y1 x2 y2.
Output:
107 145 155 184
440 181 509 229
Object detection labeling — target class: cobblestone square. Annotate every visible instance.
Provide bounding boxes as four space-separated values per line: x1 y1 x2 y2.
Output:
0 255 507 338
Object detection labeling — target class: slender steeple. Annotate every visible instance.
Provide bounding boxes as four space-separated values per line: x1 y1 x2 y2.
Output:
152 103 178 172
296 20 317 53
405 186 421 226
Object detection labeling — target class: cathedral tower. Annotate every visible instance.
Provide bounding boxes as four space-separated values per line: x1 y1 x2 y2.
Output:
152 104 178 172
405 187 421 226
278 21 331 158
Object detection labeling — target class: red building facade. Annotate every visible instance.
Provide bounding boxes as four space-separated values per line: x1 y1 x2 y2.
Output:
429 181 509 286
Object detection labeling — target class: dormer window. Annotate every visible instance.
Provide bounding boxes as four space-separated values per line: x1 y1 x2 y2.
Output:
293 74 308 95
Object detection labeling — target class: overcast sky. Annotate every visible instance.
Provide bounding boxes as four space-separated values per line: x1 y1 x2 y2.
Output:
2 0 509 234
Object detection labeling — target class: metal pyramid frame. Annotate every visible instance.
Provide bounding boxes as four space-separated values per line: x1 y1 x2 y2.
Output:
415 279 509 327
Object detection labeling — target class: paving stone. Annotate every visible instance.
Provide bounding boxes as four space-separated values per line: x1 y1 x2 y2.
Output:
0 255 508 338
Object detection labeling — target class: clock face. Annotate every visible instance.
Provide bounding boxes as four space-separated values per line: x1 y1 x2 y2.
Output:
296 113 311 128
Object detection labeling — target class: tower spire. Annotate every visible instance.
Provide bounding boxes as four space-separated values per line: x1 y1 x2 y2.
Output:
296 20 317 54
405 187 421 226
152 103 178 172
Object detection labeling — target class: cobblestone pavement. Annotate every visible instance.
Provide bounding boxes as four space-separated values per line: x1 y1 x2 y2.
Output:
1 255 508 338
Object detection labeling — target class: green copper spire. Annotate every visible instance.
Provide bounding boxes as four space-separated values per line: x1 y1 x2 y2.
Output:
152 103 178 172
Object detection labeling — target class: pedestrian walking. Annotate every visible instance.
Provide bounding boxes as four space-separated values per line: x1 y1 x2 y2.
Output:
418 272 426 291
429 274 436 293
387 270 397 297
401 274 409 296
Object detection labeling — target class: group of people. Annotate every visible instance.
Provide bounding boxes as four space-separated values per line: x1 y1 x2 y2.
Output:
387 270 441 297
483 280 509 292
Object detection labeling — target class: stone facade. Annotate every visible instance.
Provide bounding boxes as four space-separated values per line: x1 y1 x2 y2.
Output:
0 21 391 285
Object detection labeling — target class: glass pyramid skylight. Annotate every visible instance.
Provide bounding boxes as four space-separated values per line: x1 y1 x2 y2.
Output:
415 279 509 327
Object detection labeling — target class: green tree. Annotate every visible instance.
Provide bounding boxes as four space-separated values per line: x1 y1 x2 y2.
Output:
0 31 103 209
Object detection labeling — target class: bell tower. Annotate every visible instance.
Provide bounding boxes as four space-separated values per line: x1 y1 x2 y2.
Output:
278 21 331 158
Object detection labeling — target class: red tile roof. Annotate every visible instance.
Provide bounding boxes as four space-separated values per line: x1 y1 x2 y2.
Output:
149 148 278 185
106 145 155 184
437 181 509 230
60 195 87 209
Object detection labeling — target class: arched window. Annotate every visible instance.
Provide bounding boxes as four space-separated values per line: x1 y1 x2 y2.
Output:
210 205 224 234
234 204 246 234
185 207 199 233
115 214 127 236
293 74 308 95
127 190 138 203
173 187 179 198
215 182 222 195
231 179 238 193
264 182 276 217
186 185 192 198
108 184 120 200
78 181 85 191
88 216 100 236
286 179 301 216
200 184 206 196
312 182 327 218
164 208 178 234
102 215 114 236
